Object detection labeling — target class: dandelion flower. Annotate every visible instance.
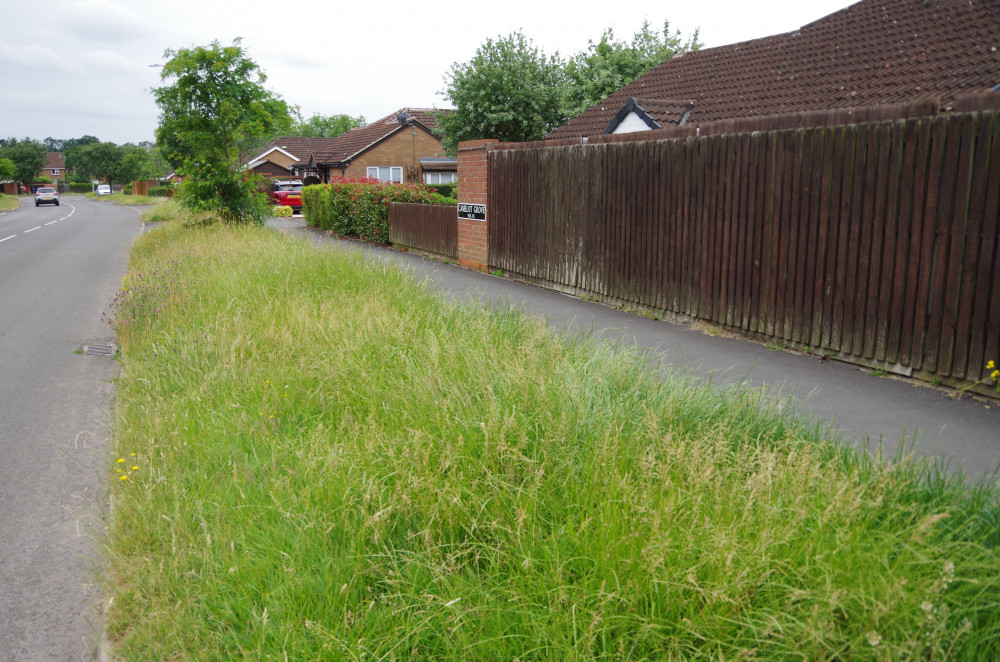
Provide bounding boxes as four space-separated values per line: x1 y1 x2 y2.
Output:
988 360 996 370
119 475 128 481
117 458 125 464
131 466 139 471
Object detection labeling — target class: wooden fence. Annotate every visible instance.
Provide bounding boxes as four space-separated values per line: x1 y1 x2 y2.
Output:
488 104 1000 388
388 203 457 259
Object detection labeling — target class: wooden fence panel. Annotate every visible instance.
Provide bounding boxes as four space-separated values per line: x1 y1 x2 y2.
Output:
388 203 457 258
484 107 1000 389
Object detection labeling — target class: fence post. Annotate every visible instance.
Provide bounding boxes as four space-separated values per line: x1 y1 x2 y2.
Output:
456 139 498 271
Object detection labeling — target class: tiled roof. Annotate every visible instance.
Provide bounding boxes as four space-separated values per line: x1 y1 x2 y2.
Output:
419 157 458 171
302 108 452 166
548 0 1000 140
44 152 65 169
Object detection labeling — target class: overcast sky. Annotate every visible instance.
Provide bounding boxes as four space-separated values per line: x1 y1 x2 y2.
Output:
0 0 856 146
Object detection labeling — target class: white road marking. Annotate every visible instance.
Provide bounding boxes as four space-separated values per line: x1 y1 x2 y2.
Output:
0 235 15 243
24 226 41 233
45 221 58 226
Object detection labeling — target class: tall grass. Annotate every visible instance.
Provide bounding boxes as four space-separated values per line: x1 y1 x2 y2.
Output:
0 193 20 211
105 221 1000 660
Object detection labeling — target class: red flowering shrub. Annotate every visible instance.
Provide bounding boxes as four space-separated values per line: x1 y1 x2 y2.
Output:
303 178 444 243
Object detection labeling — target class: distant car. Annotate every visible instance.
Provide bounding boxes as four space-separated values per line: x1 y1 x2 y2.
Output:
96 184 111 196
35 187 59 207
270 180 303 210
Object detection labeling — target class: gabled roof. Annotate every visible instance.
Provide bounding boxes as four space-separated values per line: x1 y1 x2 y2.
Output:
548 0 1000 140
245 145 298 169
44 152 65 170
604 99 694 133
300 108 452 167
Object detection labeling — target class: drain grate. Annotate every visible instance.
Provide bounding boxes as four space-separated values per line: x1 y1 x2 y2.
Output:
82 344 117 356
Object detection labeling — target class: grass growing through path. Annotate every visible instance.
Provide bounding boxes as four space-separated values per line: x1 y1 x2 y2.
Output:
105 221 1000 660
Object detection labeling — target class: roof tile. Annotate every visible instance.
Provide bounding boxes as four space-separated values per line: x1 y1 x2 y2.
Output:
548 0 1000 140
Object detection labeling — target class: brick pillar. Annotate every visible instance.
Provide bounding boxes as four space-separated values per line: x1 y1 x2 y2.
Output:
456 139 498 272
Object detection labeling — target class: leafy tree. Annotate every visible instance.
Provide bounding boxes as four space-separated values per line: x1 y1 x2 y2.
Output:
290 112 366 138
436 31 568 154
153 38 293 224
0 139 47 188
436 21 701 150
0 157 15 183
74 142 127 188
62 135 102 173
565 20 701 116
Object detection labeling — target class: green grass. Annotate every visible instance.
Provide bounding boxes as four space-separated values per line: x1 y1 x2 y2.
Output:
0 193 20 211
88 191 165 206
104 220 1000 661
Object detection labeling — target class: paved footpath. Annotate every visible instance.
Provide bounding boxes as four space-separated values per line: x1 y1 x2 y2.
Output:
269 217 1000 484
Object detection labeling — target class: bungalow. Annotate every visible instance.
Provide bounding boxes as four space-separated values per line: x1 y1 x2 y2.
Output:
291 108 455 185
547 0 1000 140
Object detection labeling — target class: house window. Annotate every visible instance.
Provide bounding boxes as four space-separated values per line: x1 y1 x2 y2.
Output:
51 169 60 176
366 166 402 183
424 172 457 185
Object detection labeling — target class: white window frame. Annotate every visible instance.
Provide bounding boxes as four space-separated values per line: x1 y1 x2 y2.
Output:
366 166 403 183
424 172 457 185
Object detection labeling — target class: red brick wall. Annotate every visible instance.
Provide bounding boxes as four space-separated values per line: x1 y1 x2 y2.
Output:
456 139 497 271
342 129 445 181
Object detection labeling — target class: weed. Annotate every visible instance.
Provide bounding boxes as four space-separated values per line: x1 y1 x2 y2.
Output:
868 366 888 377
491 268 505 277
765 341 787 351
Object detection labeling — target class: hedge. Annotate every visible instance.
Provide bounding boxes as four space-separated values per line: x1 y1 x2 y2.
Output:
303 178 446 243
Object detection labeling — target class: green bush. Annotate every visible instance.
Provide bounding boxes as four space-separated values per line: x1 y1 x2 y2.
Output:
430 182 457 198
302 178 441 243
272 205 293 217
68 183 92 194
148 186 171 197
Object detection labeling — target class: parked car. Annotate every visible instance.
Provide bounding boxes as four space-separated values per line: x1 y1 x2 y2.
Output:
269 180 303 210
96 184 111 196
34 187 59 207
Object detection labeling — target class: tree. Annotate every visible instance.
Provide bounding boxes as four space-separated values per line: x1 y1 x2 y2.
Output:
74 142 126 188
0 158 15 182
436 31 568 154
62 135 102 174
153 38 293 224
290 112 366 138
0 139 47 188
564 20 701 116
436 21 701 151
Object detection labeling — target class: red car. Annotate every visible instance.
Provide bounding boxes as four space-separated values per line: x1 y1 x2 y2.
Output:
270 180 303 211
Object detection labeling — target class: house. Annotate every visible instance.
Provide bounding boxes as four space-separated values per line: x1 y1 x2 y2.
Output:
290 108 455 184
39 152 67 185
244 137 343 180
547 0 1000 140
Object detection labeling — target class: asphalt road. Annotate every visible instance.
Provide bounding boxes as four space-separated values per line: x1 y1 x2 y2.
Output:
269 216 1000 484
0 196 140 661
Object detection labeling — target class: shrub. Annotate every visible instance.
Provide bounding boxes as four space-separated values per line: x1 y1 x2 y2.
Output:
148 186 171 197
430 182 457 198
68 183 92 194
272 205 293 217
302 178 441 243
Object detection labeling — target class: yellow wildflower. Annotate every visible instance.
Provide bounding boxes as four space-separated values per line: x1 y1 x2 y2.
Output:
119 475 128 481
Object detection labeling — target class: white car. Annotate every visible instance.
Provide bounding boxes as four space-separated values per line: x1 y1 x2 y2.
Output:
34 187 59 206
96 184 111 196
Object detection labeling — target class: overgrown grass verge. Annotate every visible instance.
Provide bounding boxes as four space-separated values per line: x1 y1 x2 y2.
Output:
105 221 1000 660
88 191 164 206
0 193 19 211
